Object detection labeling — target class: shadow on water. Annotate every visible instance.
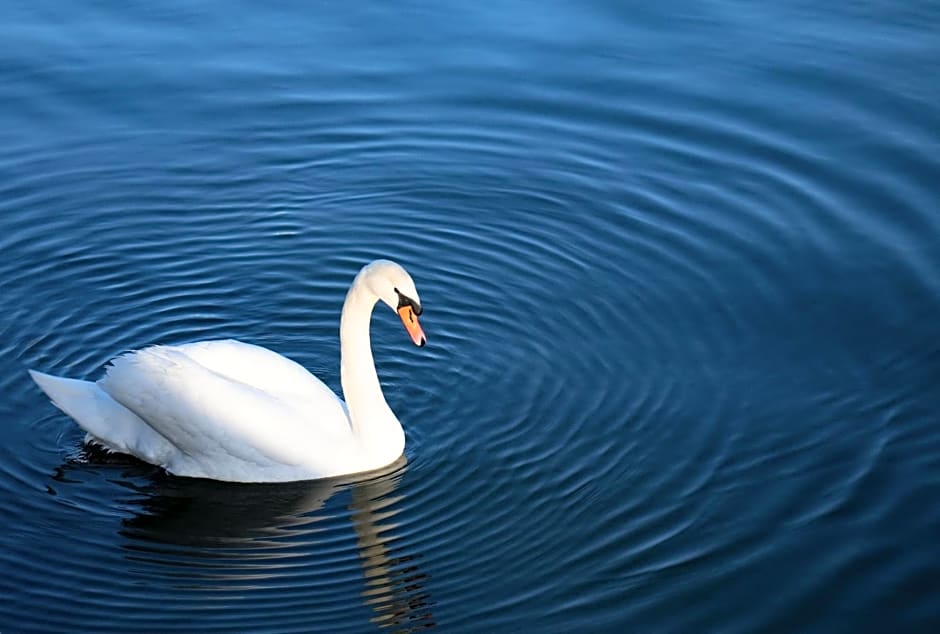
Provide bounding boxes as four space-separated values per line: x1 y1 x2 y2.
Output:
50 450 435 632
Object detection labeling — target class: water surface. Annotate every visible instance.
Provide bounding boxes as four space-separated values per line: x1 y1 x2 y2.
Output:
1 1 939 632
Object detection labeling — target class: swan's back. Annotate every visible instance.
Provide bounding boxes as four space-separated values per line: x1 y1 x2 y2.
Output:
33 340 357 481
173 340 340 403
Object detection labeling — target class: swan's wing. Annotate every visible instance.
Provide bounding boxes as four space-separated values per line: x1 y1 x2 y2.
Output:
174 339 346 410
98 345 351 478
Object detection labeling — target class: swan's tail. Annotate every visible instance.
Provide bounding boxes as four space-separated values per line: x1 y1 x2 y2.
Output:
29 371 104 433
28 369 174 463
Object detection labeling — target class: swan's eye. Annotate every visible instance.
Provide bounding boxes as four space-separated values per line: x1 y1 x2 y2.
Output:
395 290 422 316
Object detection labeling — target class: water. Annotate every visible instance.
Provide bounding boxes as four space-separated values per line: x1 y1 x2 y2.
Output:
2 0 939 631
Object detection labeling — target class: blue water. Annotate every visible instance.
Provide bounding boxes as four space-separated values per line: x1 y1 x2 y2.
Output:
2 1 940 631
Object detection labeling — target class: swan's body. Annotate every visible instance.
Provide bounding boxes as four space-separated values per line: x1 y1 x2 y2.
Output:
29 260 426 483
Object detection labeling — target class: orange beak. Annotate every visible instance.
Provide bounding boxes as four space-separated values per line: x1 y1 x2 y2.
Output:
397 305 426 347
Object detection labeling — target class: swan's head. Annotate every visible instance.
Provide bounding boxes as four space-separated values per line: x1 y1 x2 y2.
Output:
362 259 426 347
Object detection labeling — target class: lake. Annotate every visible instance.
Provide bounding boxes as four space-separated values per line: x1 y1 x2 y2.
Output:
1 1 939 632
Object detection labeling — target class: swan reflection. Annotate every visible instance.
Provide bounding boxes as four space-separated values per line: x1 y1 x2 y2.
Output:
52 454 434 631
350 469 434 630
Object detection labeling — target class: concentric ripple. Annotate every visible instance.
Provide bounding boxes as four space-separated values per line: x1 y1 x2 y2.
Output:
2 0 939 632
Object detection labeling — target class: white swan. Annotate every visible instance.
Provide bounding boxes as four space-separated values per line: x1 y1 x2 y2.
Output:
28 259 426 483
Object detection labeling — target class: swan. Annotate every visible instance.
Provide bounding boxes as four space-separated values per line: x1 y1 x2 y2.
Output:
28 259 426 483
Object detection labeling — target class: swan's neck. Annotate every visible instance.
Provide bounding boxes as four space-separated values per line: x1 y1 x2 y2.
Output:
339 277 405 460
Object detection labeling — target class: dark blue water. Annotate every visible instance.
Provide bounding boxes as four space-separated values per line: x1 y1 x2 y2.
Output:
2 1 939 631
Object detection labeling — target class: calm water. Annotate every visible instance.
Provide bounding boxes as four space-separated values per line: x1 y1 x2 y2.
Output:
2 1 939 632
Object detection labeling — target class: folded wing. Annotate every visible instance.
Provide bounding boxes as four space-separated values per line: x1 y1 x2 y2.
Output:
99 342 352 479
